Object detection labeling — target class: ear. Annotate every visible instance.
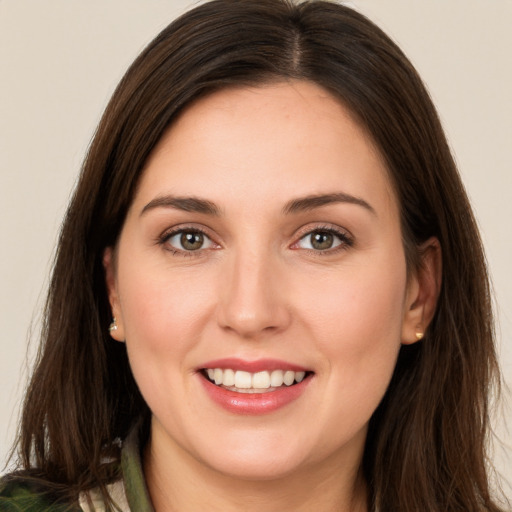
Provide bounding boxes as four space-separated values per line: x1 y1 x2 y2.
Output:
401 237 442 345
103 247 125 342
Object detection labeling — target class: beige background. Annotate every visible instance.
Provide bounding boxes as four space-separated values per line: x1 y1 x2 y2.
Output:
1 0 510 496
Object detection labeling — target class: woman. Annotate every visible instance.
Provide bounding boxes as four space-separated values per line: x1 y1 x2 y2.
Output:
0 0 507 510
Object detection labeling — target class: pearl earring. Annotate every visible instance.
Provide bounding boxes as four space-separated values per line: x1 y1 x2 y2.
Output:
108 317 118 333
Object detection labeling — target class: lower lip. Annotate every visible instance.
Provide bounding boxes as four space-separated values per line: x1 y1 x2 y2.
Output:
199 374 312 415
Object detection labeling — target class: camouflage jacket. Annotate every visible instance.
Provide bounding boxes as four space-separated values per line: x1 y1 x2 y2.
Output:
0 425 153 511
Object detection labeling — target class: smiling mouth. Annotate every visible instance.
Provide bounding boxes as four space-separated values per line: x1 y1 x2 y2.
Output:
202 368 312 394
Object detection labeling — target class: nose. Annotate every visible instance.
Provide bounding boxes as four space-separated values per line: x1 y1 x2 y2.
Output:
216 248 291 339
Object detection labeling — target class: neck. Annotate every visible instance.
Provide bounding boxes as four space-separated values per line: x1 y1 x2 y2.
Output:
143 424 368 512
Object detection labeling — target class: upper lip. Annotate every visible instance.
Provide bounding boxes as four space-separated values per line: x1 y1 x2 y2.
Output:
199 358 310 373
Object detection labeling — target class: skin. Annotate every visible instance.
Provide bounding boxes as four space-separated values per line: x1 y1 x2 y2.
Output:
105 81 440 512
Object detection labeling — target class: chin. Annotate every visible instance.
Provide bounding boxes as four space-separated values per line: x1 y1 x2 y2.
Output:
184 427 312 481
206 452 308 482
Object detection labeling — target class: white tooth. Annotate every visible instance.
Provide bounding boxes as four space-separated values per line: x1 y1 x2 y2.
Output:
295 371 306 383
213 368 223 385
283 370 295 386
207 369 215 380
270 370 284 387
235 370 252 389
222 368 235 386
252 371 271 389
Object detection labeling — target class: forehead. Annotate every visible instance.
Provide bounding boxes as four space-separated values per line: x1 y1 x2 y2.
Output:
134 81 397 218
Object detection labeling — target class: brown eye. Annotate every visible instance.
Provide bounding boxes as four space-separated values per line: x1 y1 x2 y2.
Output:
310 232 334 250
180 231 204 250
296 229 348 252
165 230 215 252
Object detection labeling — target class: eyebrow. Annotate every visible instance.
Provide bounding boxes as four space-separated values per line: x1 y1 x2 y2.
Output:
140 195 221 216
140 191 375 218
282 192 376 216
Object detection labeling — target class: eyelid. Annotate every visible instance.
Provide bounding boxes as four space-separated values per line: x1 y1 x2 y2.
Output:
156 222 353 255
290 223 354 252
158 224 221 254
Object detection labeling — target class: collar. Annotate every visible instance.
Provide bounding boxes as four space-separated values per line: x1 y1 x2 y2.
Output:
78 422 154 512
120 421 154 511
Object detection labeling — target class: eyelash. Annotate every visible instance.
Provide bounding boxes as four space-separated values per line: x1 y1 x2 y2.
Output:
157 225 354 257
292 225 354 255
158 226 217 257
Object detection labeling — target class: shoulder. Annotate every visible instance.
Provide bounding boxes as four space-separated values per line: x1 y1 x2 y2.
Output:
0 475 81 512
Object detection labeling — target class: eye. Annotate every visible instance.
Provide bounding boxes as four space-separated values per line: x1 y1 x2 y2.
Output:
164 229 216 252
295 228 351 252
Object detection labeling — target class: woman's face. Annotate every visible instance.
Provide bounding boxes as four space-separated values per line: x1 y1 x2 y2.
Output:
106 81 428 480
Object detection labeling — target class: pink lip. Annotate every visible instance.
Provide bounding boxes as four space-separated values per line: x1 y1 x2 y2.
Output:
199 373 312 415
200 358 309 373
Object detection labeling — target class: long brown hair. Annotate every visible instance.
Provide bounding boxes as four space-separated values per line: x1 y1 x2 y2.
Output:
10 0 505 509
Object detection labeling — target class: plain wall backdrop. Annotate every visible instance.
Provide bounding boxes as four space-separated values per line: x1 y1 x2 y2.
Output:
1 0 511 496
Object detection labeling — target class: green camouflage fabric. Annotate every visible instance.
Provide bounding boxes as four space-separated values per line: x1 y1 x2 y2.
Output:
0 478 81 511
0 423 154 511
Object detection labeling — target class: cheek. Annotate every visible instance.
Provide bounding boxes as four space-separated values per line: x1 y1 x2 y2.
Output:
298 254 407 423
118 262 212 351
303 255 406 341
116 262 218 427
115 259 218 413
